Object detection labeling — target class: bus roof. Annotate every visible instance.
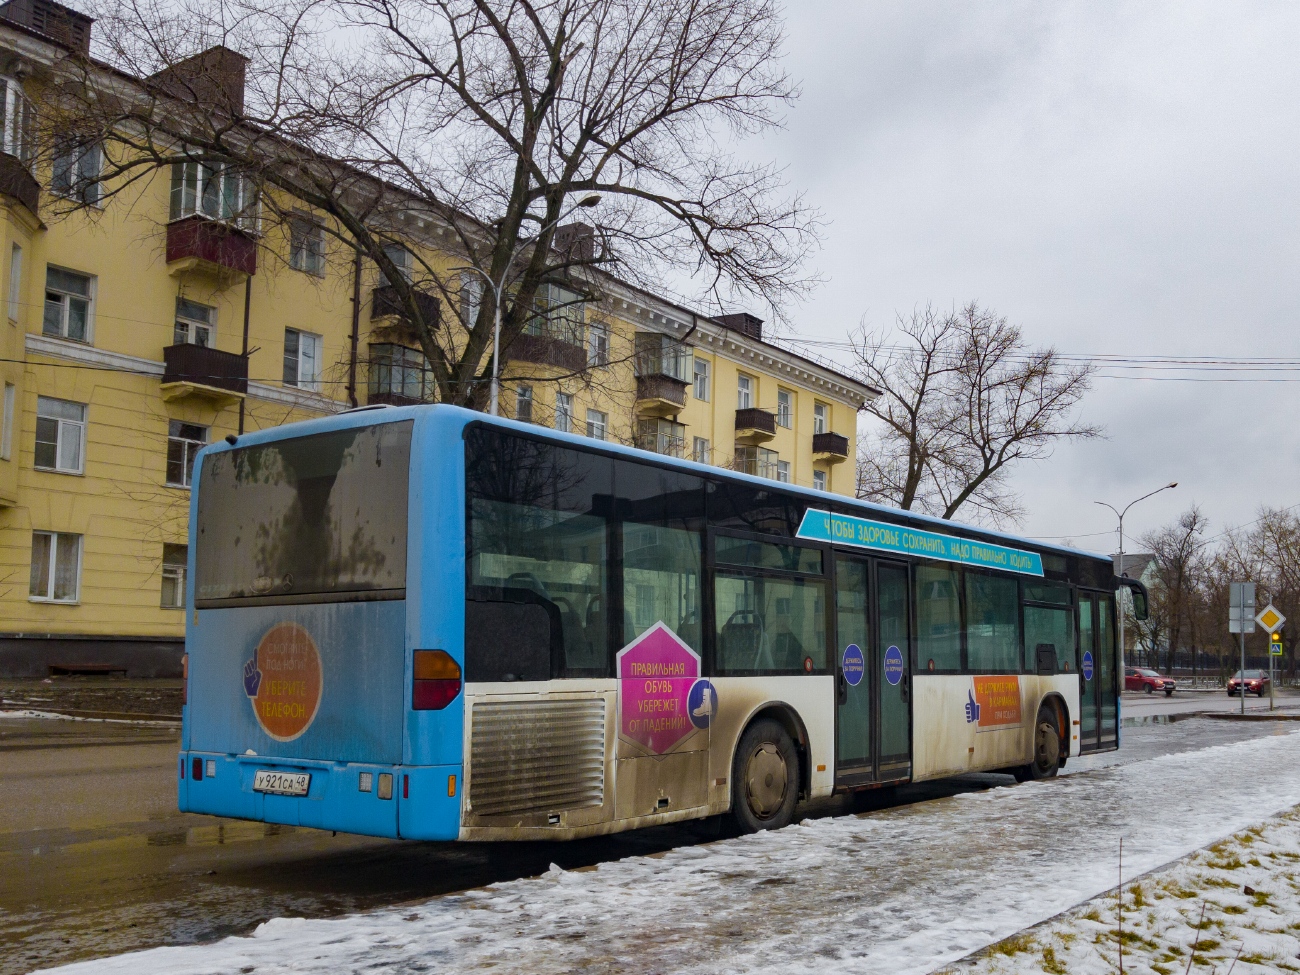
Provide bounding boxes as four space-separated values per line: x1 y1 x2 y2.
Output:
203 403 1111 566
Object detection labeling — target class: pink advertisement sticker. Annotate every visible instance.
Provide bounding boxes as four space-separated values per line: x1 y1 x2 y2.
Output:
616 622 701 755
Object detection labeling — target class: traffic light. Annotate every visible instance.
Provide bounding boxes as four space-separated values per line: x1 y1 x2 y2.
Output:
1270 631 1283 655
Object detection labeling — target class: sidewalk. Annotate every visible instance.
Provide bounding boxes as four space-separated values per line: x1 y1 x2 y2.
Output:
45 729 1300 975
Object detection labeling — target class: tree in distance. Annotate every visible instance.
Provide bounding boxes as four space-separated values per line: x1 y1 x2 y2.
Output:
852 303 1100 526
48 0 819 407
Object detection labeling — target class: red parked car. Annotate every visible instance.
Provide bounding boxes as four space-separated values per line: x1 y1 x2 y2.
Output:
1227 670 1270 697
1124 667 1176 696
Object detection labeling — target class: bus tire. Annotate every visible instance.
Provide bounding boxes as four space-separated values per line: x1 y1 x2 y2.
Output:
1021 705 1061 781
731 719 800 833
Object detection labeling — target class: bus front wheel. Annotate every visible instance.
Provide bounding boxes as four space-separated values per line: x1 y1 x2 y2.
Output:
1016 705 1061 782
731 719 800 833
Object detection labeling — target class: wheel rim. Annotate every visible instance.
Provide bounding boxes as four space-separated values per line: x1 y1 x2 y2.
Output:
745 742 788 819
1034 720 1060 772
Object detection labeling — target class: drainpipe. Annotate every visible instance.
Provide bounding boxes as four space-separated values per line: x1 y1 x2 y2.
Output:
347 245 362 408
238 274 251 434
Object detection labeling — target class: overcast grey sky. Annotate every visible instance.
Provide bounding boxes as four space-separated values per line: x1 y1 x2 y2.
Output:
752 1 1300 552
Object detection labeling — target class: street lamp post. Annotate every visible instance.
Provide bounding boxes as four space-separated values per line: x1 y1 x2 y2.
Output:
1094 482 1178 672
457 194 600 417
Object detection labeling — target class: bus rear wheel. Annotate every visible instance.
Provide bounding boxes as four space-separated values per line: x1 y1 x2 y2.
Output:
731 719 799 833
1017 705 1061 781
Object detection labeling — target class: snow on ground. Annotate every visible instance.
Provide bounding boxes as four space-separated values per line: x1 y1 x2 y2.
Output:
0 710 178 725
942 806 1300 975
40 728 1300 975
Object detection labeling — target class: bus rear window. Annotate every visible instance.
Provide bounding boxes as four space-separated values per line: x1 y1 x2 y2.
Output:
195 421 412 605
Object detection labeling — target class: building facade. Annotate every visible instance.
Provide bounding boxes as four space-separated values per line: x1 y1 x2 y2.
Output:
0 1 875 676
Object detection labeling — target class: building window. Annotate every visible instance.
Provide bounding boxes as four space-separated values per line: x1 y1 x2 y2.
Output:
734 444 779 479
35 396 85 474
283 328 322 390
776 460 790 483
289 217 326 275
52 143 103 206
528 283 586 347
587 323 610 368
1 382 12 460
378 244 412 286
173 298 215 347
8 243 21 322
813 401 829 435
43 267 93 343
515 385 534 423
634 333 691 380
737 374 753 410
555 392 573 433
166 421 207 488
1 78 32 162
368 343 431 403
169 162 258 231
636 418 685 457
692 436 711 465
693 357 710 401
161 544 187 609
460 272 482 326
29 531 81 603
586 408 607 441
776 389 793 428
813 469 827 492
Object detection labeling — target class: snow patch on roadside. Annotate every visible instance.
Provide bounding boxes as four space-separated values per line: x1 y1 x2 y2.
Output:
37 728 1300 975
0 709 179 726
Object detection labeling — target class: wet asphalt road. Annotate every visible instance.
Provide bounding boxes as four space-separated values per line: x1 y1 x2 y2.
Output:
2 703 1295 975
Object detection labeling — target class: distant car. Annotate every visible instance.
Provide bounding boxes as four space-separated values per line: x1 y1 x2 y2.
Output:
1227 670 1270 697
1124 667 1176 696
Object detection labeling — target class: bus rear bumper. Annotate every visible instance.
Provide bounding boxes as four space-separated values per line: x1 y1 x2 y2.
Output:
178 751 462 841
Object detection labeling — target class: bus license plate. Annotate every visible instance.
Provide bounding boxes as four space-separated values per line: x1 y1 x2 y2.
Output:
253 769 311 796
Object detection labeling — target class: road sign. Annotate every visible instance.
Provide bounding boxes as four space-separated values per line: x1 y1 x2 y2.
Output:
1228 582 1256 633
1256 604 1286 634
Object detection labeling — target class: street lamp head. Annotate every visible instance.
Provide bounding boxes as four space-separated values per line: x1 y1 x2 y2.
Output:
577 194 600 208
1167 481 1178 489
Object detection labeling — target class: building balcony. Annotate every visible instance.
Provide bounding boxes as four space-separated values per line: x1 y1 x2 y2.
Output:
635 431 686 458
166 216 257 278
371 284 440 330
0 152 39 217
507 325 587 373
812 431 850 464
635 373 688 417
161 343 248 405
734 407 776 445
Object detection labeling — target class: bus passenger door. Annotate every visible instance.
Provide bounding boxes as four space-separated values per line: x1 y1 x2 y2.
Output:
875 560 912 782
1078 593 1100 751
834 556 872 785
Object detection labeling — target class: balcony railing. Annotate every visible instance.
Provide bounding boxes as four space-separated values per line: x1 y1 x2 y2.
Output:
734 407 776 444
635 373 688 415
166 216 257 276
508 320 587 373
371 284 440 327
162 343 248 395
812 431 849 461
0 152 39 215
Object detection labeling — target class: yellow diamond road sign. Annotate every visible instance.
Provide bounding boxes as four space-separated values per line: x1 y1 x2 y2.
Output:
1255 604 1285 634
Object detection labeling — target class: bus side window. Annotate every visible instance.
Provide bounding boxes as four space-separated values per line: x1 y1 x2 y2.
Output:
915 565 961 671
1022 581 1074 674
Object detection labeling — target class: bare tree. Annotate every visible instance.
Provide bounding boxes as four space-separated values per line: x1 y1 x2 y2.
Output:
46 0 819 407
852 303 1100 526
1140 506 1209 674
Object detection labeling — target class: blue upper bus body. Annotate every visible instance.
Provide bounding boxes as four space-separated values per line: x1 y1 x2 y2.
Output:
180 405 1126 841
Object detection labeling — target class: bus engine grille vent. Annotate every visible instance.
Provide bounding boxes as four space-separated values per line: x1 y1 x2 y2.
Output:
469 699 606 817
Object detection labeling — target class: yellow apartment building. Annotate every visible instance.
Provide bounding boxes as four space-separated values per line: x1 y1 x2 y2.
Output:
0 1 875 676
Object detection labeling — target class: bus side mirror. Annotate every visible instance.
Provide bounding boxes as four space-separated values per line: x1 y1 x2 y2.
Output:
1119 577 1149 622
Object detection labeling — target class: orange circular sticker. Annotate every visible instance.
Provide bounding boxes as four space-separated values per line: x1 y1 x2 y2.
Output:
243 622 322 741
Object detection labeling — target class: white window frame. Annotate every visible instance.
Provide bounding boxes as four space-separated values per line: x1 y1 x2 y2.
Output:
737 373 753 410
587 323 610 368
174 298 215 347
378 244 413 286
460 272 483 326
289 216 326 276
1 382 12 459
283 328 323 391
1 77 32 163
52 142 103 207
776 389 793 428
8 243 21 322
813 401 829 435
29 531 82 603
515 385 534 423
169 162 259 232
692 436 711 465
42 266 94 344
776 460 790 483
813 469 828 492
161 544 187 609
554 391 573 433
166 421 208 488
35 396 86 474
586 408 608 441
693 357 710 402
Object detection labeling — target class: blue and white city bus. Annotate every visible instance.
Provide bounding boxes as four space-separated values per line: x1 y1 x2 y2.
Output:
179 406 1147 839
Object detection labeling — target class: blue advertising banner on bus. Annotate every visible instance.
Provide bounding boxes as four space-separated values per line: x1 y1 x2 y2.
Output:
796 509 1044 577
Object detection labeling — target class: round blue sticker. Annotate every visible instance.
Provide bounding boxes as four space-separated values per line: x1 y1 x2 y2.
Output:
1082 650 1094 681
883 645 905 686
842 644 865 686
688 679 717 729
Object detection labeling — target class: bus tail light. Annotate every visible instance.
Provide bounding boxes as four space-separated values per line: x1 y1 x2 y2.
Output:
181 654 189 705
413 650 461 710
